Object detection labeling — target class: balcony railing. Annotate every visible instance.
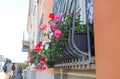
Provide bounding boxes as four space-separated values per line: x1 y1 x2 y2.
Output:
53 0 95 68
22 30 29 52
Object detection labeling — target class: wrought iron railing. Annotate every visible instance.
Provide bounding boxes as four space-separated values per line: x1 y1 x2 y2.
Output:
53 0 94 68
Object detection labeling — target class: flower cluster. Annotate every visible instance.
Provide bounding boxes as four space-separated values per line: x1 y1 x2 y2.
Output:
27 12 73 70
27 41 47 71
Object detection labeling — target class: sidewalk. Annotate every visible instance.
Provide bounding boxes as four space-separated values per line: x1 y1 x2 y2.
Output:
0 71 12 79
0 71 6 79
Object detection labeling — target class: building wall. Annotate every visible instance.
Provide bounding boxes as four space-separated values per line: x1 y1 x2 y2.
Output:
27 0 54 61
43 0 54 25
27 0 38 50
93 0 120 79
41 0 54 42
28 0 54 47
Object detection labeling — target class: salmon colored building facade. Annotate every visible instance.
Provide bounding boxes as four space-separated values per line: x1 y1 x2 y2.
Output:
26 0 54 50
93 0 120 79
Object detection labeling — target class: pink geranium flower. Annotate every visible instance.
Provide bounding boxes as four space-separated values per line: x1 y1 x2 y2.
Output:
51 24 57 30
40 24 47 30
37 63 41 67
54 29 62 39
37 60 44 67
54 15 61 21
42 65 47 71
40 60 44 64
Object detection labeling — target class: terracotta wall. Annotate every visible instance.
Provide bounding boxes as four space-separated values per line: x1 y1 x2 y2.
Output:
42 0 54 42
93 0 120 79
43 0 54 25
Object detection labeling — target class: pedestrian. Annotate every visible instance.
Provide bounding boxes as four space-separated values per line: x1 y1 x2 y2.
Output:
11 63 16 71
18 66 22 74
11 63 17 79
13 66 23 79
2 63 7 73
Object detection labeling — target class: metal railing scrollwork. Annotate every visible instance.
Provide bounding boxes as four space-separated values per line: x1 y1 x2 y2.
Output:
53 0 95 67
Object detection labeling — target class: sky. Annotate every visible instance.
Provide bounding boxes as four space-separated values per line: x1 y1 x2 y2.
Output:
0 0 29 63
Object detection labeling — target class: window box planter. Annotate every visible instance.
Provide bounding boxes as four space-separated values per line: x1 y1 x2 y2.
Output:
74 32 95 56
75 32 88 52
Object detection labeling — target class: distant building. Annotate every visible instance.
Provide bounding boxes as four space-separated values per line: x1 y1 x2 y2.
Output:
0 55 12 65
0 55 5 70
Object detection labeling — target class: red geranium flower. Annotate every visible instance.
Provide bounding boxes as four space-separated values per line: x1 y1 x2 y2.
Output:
49 13 54 20
34 46 42 53
35 41 42 48
40 56 46 61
